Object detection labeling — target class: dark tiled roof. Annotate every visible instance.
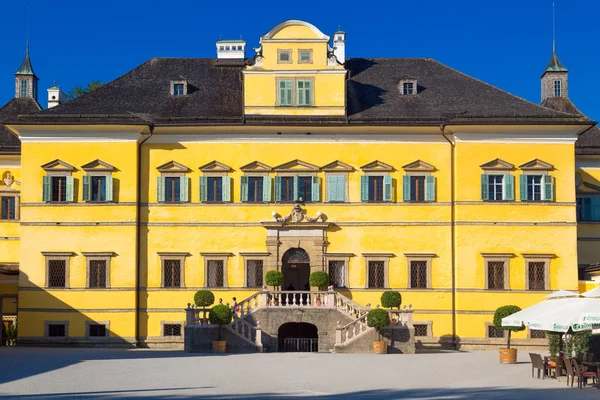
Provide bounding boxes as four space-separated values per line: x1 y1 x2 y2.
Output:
12 57 591 128
0 98 41 153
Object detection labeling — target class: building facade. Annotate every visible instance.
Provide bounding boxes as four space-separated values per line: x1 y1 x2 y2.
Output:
1 20 599 348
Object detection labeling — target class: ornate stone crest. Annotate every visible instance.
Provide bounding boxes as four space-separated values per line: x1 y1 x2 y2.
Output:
272 198 323 223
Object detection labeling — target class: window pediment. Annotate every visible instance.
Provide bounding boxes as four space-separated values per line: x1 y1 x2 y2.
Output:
41 159 75 172
402 160 435 172
156 161 191 173
273 159 320 172
240 161 272 172
321 160 353 172
480 158 514 171
81 159 115 172
361 160 393 172
199 160 232 172
519 159 553 171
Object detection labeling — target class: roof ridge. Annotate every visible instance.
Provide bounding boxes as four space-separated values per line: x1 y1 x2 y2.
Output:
429 59 590 121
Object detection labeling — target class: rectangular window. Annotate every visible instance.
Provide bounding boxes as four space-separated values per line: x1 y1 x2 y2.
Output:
90 176 107 202
278 50 291 63
403 82 414 95
207 260 224 288
527 175 543 201
278 80 293 106
163 259 181 288
299 50 312 63
173 83 184 96
528 262 546 291
327 175 346 202
51 176 67 202
20 79 27 97
410 261 428 289
88 260 107 288
48 324 66 337
487 261 505 290
1 197 15 220
368 261 385 289
414 324 428 337
165 177 181 202
297 176 313 202
487 175 504 201
89 324 106 337
296 80 312 106
576 197 593 221
328 261 345 288
368 176 384 202
530 330 546 339
163 324 182 336
247 177 264 202
488 325 504 338
410 176 426 202
280 176 295 202
246 260 263 288
206 177 223 203
553 80 561 97
48 260 66 288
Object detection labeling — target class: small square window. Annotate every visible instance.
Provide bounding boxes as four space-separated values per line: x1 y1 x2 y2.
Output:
488 325 504 338
298 50 312 63
403 82 414 95
414 324 429 337
48 324 66 337
173 83 185 96
89 324 106 337
530 329 546 339
278 50 292 63
163 324 182 336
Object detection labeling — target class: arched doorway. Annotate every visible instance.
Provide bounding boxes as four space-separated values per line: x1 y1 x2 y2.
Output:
278 322 318 352
281 247 310 295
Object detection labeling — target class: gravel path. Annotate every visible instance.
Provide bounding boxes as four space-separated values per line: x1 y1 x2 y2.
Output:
1 347 599 399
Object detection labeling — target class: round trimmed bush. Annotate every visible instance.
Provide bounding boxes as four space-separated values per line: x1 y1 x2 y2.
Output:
209 304 233 327
381 291 402 309
367 308 390 331
493 305 524 349
265 270 283 290
309 271 329 289
194 290 215 307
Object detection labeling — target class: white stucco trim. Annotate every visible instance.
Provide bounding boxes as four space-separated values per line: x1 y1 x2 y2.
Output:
146 134 448 144
452 132 579 144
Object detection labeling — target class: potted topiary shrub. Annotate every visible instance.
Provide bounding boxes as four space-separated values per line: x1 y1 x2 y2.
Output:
367 308 390 354
493 305 524 364
265 270 284 305
209 304 233 353
381 291 401 310
309 271 329 306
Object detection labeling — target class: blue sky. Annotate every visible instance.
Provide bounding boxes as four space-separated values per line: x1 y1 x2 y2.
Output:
1 0 598 119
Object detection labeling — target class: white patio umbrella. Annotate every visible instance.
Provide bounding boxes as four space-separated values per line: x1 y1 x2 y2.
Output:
502 296 600 333
579 286 600 325
581 286 600 298
546 290 579 299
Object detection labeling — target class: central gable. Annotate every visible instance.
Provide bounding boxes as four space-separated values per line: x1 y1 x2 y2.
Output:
263 20 329 41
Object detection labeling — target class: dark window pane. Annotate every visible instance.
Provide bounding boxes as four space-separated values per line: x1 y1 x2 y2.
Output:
488 175 504 201
281 177 294 202
410 176 425 202
1 197 15 219
528 262 545 290
207 177 223 202
328 261 345 288
487 262 504 290
48 324 65 337
368 176 384 202
48 260 66 288
89 260 107 288
91 176 106 202
410 261 428 288
163 324 182 336
414 324 428 337
297 176 312 202
51 177 67 202
247 177 264 202
527 175 542 201
163 260 181 288
165 177 181 202
89 324 106 337
246 260 263 287
368 261 384 288
488 325 504 338
207 260 224 287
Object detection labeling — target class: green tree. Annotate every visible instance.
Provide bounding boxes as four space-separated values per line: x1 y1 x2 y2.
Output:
66 80 104 100
493 305 525 349
381 291 402 309
209 304 233 341
367 308 390 341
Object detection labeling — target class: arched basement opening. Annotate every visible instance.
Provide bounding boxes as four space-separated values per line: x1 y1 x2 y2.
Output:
277 322 318 352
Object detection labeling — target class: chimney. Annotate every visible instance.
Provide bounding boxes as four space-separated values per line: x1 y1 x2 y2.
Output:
216 38 246 59
333 28 346 64
47 82 66 109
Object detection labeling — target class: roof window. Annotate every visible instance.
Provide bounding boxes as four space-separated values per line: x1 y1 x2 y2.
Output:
398 76 418 96
171 80 187 96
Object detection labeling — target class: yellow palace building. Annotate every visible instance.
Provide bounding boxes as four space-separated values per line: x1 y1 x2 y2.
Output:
1 20 599 349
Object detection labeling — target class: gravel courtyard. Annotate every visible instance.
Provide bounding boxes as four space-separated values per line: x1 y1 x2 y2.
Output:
1 347 599 399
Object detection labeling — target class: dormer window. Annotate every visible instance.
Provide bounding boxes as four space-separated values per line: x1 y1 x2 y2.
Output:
553 80 561 97
171 81 187 96
398 76 417 95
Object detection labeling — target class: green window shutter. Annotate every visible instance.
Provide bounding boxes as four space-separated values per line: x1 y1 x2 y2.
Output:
542 174 554 201
293 175 299 201
327 175 345 202
199 176 207 202
360 176 369 201
82 175 91 201
327 175 335 202
65 176 74 202
42 176 51 202
383 175 392 202
337 175 346 202
480 174 489 201
222 176 231 202
263 176 272 202
157 176 166 202
425 175 435 202
403 175 411 201
503 174 514 201
179 177 189 202
519 175 527 201
105 175 113 202
240 176 249 202
311 176 320 202
274 176 281 202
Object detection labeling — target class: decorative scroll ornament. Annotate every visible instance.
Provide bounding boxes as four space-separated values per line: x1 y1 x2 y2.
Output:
272 198 323 224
